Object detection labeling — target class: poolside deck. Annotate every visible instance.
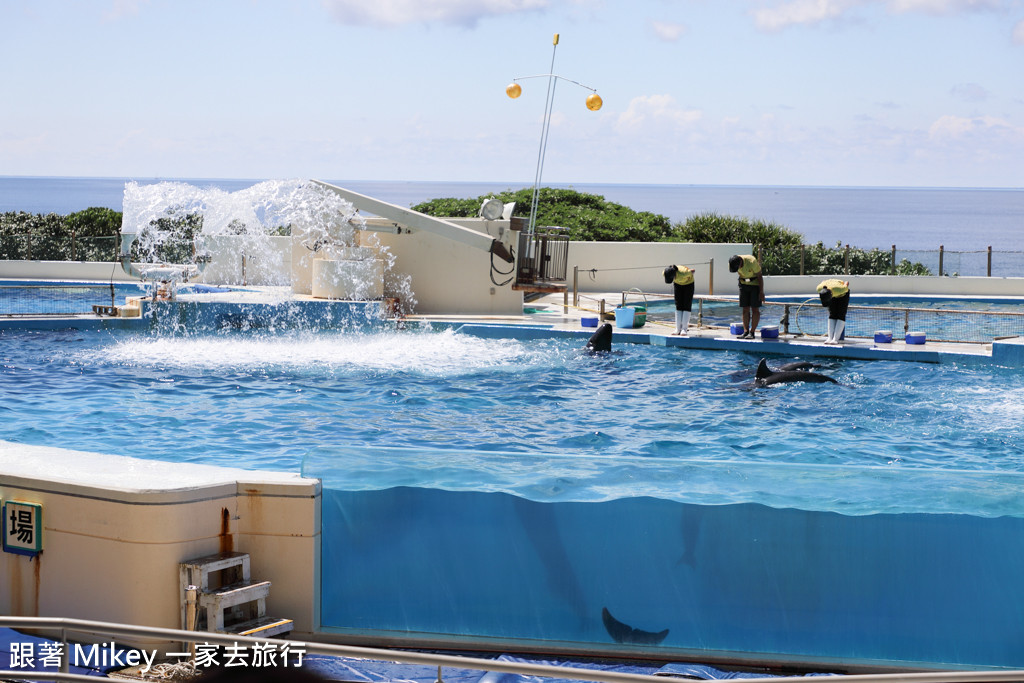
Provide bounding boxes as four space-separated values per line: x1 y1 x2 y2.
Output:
3 286 1022 366
405 291 1024 368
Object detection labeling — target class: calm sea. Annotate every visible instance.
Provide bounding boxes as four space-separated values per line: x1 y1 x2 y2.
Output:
0 176 1021 252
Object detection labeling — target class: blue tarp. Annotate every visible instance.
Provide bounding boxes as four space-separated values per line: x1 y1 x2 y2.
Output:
303 652 811 682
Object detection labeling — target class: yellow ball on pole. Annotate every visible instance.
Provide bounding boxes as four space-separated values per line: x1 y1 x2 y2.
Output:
586 93 603 111
506 83 522 99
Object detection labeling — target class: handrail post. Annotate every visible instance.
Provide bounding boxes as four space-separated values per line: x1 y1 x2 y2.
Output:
799 244 805 276
844 244 850 275
573 265 579 307
185 585 198 662
891 244 896 275
708 257 714 296
60 628 68 674
988 246 992 277
939 245 944 277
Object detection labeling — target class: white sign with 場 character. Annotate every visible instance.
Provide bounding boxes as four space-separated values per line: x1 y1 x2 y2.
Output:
3 501 43 555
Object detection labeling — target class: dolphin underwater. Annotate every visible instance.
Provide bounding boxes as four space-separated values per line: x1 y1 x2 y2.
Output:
754 358 837 386
585 323 613 353
601 607 669 645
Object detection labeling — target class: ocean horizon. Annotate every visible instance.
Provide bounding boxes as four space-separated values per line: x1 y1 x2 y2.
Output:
1 175 1021 252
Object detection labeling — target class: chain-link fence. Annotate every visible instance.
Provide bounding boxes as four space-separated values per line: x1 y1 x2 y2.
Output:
0 283 142 316
758 244 1024 277
0 234 120 262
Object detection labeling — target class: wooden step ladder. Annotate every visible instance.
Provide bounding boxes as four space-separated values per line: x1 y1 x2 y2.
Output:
180 551 293 638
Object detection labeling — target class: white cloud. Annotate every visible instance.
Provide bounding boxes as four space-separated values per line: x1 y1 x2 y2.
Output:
950 82 990 102
928 114 1024 140
103 0 148 22
1014 18 1024 44
751 0 863 31
649 20 688 42
321 0 551 27
886 0 1001 13
750 0 1006 31
615 95 702 132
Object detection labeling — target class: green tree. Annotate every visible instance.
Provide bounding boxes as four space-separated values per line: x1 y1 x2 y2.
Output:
66 207 123 261
670 212 804 275
413 187 675 242
413 190 931 276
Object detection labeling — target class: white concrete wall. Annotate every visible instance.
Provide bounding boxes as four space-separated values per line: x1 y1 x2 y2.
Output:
6 242 1024 310
0 441 320 644
372 218 523 315
0 261 140 282
568 242 750 297
198 235 292 287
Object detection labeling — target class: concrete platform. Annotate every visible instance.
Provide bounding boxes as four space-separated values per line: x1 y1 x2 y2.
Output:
3 286 1021 366
405 292 1023 367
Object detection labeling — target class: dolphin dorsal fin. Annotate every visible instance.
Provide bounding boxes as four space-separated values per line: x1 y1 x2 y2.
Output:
755 358 771 379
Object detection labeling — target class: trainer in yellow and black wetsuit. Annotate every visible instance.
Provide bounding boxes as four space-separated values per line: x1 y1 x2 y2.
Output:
663 264 695 336
817 279 850 345
728 254 765 339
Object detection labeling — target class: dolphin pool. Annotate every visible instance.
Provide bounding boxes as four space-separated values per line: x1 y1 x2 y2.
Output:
4 325 1024 475
4 323 1024 668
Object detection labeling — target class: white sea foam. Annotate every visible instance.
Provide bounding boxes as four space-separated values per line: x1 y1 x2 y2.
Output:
83 329 563 376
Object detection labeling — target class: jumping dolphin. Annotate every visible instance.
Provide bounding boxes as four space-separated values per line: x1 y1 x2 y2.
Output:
601 607 669 645
585 323 613 353
754 358 837 386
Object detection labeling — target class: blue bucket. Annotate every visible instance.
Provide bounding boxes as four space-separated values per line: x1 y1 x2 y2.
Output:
581 316 598 328
760 325 779 339
729 322 745 335
874 330 893 344
614 306 647 329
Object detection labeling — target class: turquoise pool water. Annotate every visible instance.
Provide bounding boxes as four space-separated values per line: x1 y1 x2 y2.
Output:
3 326 1024 485
5 323 1024 668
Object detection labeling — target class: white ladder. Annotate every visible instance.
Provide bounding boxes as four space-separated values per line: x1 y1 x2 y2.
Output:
179 551 293 638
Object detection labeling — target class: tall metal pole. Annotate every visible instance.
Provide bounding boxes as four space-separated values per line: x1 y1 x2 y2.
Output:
528 34 560 236
506 35 601 236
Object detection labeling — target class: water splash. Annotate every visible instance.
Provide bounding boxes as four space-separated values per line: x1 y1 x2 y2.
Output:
79 328 567 376
120 178 416 314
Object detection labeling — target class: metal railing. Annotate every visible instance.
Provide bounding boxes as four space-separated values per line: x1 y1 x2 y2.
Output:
0 283 129 317
0 234 120 262
4 617 1024 683
627 294 1024 344
758 244 1024 278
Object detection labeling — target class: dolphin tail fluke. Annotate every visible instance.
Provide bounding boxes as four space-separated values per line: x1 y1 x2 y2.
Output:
601 607 670 645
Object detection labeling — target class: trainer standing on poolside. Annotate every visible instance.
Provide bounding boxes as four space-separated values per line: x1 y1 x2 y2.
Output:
663 264 695 335
728 254 765 339
817 278 850 345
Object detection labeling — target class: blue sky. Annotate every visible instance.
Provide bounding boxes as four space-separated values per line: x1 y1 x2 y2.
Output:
1 0 1022 187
